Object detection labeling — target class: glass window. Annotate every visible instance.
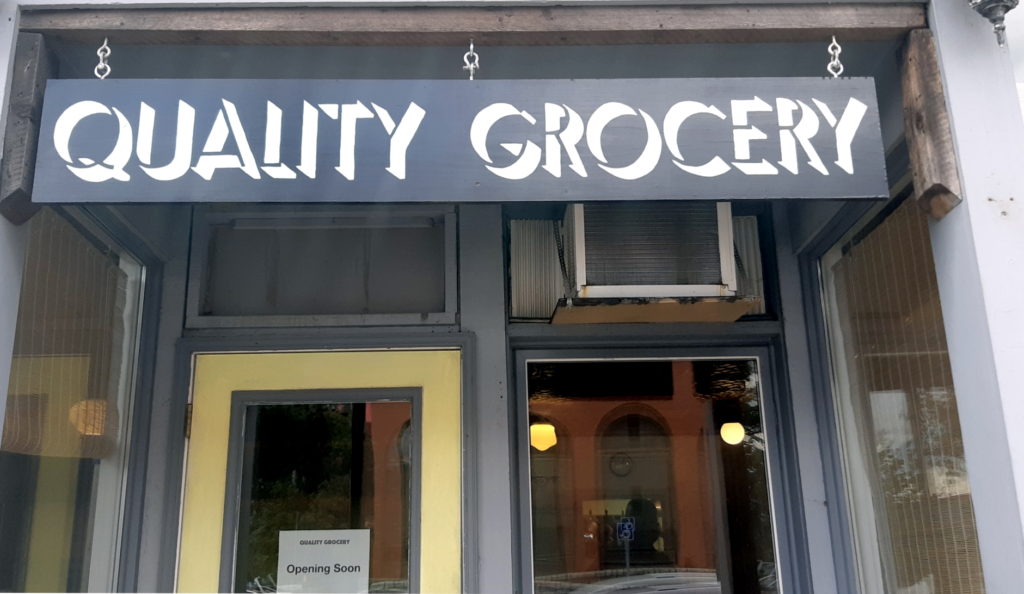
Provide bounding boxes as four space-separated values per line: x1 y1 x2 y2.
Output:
229 398 414 593
203 224 445 316
821 197 984 593
526 358 778 593
0 208 145 592
187 206 455 326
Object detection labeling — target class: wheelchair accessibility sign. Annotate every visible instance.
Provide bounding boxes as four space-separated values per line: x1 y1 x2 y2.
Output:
616 517 635 542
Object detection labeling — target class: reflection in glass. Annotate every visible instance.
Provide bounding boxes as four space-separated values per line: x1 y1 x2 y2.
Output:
232 401 412 593
0 208 144 592
823 198 983 593
527 359 777 594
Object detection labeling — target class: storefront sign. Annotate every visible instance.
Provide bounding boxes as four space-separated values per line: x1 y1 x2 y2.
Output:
276 529 370 593
32 78 887 203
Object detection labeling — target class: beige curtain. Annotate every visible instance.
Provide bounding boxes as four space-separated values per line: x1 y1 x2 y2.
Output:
1 209 125 459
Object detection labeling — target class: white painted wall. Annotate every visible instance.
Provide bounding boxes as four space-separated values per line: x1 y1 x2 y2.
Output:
0 216 26 430
929 2 1024 591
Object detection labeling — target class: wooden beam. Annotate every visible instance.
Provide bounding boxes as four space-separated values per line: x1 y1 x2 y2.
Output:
19 5 926 46
0 33 51 225
902 28 962 220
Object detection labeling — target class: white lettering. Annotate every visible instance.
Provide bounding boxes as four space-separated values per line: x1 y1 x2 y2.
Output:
776 98 827 175
47 90 872 188
586 102 662 181
53 100 132 182
336 101 374 181
138 101 195 181
731 97 779 176
261 102 297 179
372 102 426 180
542 103 587 178
663 101 731 178
813 98 867 174
295 102 323 179
470 103 542 180
192 100 260 181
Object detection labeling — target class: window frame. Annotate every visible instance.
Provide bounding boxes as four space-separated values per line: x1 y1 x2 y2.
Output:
795 142 914 594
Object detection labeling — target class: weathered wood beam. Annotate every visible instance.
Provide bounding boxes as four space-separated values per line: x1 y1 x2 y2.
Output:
902 28 962 220
0 33 51 225
20 5 926 46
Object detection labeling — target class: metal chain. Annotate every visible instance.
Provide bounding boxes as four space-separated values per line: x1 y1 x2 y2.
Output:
94 37 111 80
463 39 480 81
827 35 844 79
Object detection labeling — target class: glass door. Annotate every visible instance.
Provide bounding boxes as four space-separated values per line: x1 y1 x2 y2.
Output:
175 350 462 594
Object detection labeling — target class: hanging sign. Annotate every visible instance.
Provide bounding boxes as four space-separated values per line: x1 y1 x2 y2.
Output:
276 529 371 593
32 78 887 203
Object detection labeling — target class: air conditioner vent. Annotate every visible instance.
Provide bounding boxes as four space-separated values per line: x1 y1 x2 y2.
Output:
583 202 722 287
565 201 737 299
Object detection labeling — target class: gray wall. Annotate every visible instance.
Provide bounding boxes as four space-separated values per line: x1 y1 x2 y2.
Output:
458 205 515 594
773 204 839 592
107 204 193 591
786 201 846 254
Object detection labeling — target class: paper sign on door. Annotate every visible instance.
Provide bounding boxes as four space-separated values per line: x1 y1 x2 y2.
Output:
276 529 370 593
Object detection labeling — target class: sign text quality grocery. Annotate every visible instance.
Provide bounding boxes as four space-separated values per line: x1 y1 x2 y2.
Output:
34 79 887 203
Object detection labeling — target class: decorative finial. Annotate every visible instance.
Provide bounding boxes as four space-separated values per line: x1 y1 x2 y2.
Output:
971 0 1019 46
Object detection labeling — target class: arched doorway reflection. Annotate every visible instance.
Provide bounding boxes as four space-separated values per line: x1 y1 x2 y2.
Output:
597 413 675 570
526 358 778 593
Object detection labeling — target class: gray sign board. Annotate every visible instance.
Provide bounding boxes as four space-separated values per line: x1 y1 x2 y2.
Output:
32 78 887 203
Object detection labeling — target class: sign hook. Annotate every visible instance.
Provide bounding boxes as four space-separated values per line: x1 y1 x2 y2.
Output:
826 36 844 79
463 39 480 81
94 37 112 80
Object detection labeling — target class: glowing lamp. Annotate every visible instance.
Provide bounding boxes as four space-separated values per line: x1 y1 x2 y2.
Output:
720 422 745 445
530 422 558 451
69 399 108 436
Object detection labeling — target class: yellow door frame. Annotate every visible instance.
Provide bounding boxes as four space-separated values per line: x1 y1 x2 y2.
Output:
175 349 462 593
